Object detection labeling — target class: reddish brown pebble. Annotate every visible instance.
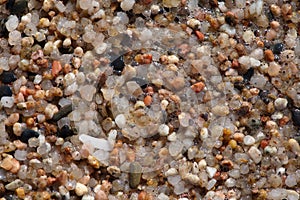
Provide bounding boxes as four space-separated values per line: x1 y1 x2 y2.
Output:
264 50 275 62
195 31 204 41
191 82 205 93
232 59 239 68
260 140 269 149
52 60 62 77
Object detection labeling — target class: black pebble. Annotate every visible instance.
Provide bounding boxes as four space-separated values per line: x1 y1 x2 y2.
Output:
0 71 17 84
57 125 74 138
0 85 13 98
20 129 39 143
272 43 284 55
259 90 270 104
6 0 28 15
243 68 254 82
110 55 125 73
291 108 300 127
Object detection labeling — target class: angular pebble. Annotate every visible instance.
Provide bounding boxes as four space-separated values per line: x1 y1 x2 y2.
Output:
248 146 262 164
129 162 142 189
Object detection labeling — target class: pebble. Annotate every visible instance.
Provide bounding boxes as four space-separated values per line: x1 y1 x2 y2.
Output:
264 49 275 61
75 183 88 196
1 96 14 108
0 71 17 84
158 124 169 136
79 85 96 102
243 135 255 146
120 0 135 11
206 166 217 178
274 98 288 110
129 162 142 189
0 85 13 98
291 108 300 127
288 139 300 156
5 179 23 191
248 146 262 164
272 43 284 54
20 129 39 143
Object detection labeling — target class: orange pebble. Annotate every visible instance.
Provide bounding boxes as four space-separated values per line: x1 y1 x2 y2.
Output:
52 60 62 77
144 95 152 106
195 30 204 41
191 82 205 93
264 49 275 62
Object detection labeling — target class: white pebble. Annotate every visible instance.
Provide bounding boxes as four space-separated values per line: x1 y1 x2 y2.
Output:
248 146 262 164
274 98 288 110
5 15 19 32
158 124 169 136
1 97 14 108
75 183 88 196
206 166 217 178
243 135 255 145
115 114 126 128
167 132 177 142
120 0 135 11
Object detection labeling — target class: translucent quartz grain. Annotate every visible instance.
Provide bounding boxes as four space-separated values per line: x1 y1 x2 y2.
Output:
14 150 27 161
8 30 21 45
5 15 19 32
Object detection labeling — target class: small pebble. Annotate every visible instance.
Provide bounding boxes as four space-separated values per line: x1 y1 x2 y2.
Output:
272 43 284 54
20 129 39 143
129 162 142 189
243 135 255 145
75 182 88 196
0 71 17 84
0 85 13 98
248 146 262 164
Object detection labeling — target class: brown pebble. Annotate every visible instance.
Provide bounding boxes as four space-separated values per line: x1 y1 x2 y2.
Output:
264 50 275 62
52 60 62 77
10 158 20 173
0 157 13 171
260 140 269 149
138 191 153 200
191 82 205 93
